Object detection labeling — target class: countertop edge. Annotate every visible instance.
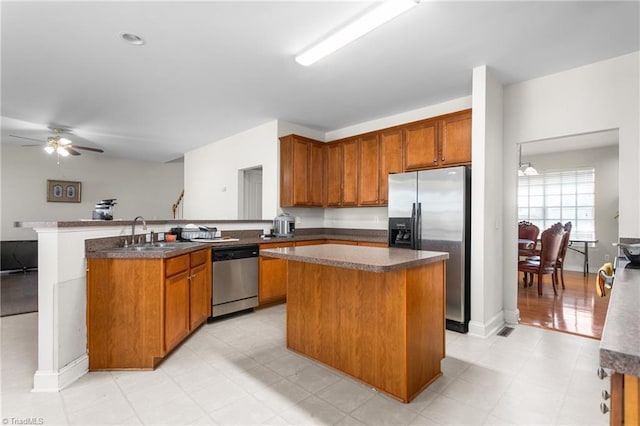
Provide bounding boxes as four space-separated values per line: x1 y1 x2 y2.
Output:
261 246 448 272
599 260 640 377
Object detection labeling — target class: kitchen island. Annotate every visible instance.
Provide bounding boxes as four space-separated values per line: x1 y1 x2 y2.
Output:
261 244 449 403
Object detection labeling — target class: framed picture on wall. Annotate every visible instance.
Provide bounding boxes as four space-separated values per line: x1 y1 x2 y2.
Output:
47 180 81 203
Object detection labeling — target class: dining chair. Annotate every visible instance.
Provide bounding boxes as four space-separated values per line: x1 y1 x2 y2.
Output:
525 222 572 290
518 221 540 285
518 222 565 296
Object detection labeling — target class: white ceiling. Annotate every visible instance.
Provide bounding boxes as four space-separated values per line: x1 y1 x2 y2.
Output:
2 1 638 163
521 129 620 156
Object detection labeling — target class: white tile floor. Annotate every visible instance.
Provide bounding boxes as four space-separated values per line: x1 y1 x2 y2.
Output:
1 305 609 425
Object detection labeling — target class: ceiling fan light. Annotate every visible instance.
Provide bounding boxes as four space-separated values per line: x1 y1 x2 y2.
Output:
518 169 525 177
44 145 55 154
57 147 70 157
58 137 72 146
524 165 538 176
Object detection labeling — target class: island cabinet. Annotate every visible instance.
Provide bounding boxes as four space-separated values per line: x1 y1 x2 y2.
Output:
262 244 448 403
325 139 358 207
87 248 211 370
280 134 324 207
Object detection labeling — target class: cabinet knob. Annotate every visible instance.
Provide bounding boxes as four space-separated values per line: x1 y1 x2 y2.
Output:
597 367 609 380
602 390 610 400
600 402 609 414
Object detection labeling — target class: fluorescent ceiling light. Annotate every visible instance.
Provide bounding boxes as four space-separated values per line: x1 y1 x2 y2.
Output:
296 0 419 66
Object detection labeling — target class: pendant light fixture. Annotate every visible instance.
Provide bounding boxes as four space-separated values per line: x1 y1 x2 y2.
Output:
518 144 538 176
295 0 420 66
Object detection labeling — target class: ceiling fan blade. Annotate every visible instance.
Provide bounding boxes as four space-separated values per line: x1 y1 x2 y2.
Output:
65 147 82 156
9 134 44 143
71 145 104 153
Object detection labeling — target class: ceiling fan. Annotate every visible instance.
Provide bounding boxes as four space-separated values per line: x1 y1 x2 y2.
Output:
9 127 104 157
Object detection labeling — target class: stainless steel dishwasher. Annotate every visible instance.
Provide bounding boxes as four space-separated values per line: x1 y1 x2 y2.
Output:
211 244 259 318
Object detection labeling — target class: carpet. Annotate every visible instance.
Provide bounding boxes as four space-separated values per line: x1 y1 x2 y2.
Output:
0 271 38 317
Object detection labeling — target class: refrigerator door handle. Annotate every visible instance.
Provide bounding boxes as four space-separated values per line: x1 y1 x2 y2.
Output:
410 203 417 250
415 202 422 250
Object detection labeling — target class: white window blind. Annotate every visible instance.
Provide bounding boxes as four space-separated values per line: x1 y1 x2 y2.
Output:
518 167 595 241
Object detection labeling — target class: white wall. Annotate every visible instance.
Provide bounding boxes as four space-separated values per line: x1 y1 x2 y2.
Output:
504 52 639 236
523 145 619 271
184 120 280 220
0 144 184 241
503 51 639 323
470 65 506 335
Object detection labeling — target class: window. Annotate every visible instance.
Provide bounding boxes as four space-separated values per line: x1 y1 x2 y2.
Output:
518 167 595 241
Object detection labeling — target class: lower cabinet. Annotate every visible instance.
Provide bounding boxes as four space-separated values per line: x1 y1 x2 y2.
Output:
87 248 211 370
608 372 640 426
258 242 294 305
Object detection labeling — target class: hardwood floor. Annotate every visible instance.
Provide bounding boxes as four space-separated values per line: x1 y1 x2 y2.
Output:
518 269 609 339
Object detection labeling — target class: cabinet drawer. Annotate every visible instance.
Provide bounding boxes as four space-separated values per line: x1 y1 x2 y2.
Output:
190 249 208 267
165 254 189 277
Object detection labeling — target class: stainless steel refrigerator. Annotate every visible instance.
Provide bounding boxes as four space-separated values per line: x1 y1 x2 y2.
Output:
388 166 471 333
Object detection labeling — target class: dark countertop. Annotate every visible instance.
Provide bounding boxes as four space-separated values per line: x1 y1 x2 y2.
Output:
86 229 388 259
15 219 272 228
261 244 448 273
599 259 640 377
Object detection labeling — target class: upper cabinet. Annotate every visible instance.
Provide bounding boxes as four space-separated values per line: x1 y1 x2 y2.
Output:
278 108 471 208
403 120 438 171
439 110 472 167
379 129 403 204
280 134 324 207
358 134 380 206
326 139 358 207
403 109 472 170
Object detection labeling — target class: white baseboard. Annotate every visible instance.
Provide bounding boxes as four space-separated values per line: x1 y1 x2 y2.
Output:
32 354 88 392
504 308 520 325
468 311 505 338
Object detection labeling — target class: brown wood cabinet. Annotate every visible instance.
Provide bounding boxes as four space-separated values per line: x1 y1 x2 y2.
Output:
358 134 380 205
87 248 211 370
403 109 472 170
258 241 294 305
610 372 640 426
280 135 324 207
278 109 471 209
325 139 358 207
403 120 439 171
379 129 403 204
440 110 472 166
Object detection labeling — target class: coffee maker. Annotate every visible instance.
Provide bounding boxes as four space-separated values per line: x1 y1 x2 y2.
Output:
92 199 117 220
273 213 295 237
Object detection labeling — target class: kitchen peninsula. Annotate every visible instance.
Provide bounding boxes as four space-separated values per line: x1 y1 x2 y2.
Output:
261 244 448 402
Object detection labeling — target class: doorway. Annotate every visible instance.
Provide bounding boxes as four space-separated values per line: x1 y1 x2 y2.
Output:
238 166 263 219
516 130 618 339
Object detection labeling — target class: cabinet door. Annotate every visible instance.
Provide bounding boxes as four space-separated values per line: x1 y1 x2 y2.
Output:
259 256 288 304
309 142 324 206
403 120 438 170
380 129 403 204
342 139 359 206
358 241 388 248
440 111 471 166
325 143 342 207
358 135 380 205
189 262 210 330
165 271 190 352
292 139 311 205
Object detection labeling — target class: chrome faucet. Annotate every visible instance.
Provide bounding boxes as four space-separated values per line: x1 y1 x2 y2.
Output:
131 216 147 245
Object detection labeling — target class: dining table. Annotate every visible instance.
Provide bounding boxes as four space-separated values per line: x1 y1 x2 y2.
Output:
517 237 598 276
